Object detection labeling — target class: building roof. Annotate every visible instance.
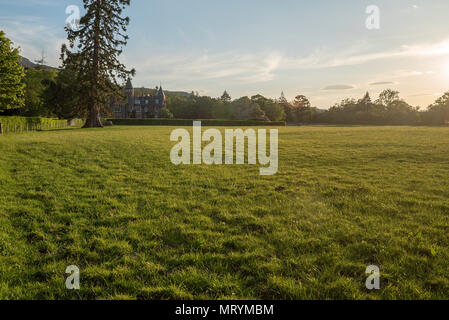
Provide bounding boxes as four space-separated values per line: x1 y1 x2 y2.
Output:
125 78 133 90
157 85 166 102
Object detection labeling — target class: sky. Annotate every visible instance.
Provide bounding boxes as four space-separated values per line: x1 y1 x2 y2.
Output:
2 0 449 109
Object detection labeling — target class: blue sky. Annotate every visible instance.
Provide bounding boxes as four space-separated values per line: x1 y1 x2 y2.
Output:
2 0 449 108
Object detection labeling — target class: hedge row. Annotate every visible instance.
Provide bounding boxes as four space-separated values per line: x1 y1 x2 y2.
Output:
0 117 80 135
107 118 286 127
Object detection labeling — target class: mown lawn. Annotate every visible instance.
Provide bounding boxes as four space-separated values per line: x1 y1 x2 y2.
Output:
0 125 448 300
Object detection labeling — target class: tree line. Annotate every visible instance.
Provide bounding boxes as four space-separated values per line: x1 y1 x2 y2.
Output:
165 91 284 121
308 90 449 126
165 89 449 126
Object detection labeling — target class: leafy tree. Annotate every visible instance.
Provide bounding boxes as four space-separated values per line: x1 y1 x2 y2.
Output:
62 0 135 128
192 96 216 119
425 92 449 125
277 93 296 123
42 60 88 120
291 95 314 123
359 92 372 105
210 99 230 119
166 95 190 118
355 92 375 116
158 107 174 119
384 99 418 125
21 69 57 117
167 94 225 119
278 91 287 104
231 97 268 121
376 89 400 107
292 95 311 108
0 30 25 111
314 90 422 125
220 90 231 102
251 94 284 121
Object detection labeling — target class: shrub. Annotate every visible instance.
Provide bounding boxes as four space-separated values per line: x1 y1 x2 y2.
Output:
106 118 286 127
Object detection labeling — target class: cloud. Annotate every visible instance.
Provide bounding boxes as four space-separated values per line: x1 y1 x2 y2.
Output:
237 53 282 83
281 38 449 70
0 16 67 66
322 85 355 90
124 50 286 85
0 0 59 7
5 8 449 88
369 81 394 86
133 37 449 86
410 71 435 76
407 93 438 97
127 36 449 87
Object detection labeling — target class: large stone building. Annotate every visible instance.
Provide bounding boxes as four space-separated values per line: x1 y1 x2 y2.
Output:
111 79 167 119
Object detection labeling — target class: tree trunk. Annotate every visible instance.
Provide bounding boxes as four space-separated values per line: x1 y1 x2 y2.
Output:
83 0 103 129
83 104 103 128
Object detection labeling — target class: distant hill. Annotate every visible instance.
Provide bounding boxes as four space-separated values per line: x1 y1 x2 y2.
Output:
165 90 192 97
18 57 191 97
19 56 58 71
134 87 191 98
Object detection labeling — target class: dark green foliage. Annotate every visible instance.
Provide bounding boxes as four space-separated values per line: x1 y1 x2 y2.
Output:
376 89 400 107
313 90 422 125
167 95 221 119
280 90 449 126
0 31 25 111
220 90 231 102
62 0 134 127
423 92 449 125
281 95 316 124
251 95 285 121
166 94 284 122
158 108 174 119
42 63 87 120
21 69 57 117
107 118 286 126
230 96 268 121
211 98 232 120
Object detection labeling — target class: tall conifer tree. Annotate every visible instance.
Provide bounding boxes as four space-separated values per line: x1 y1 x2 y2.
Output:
62 0 135 128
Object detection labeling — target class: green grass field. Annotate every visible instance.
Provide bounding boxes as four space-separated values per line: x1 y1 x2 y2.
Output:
0 125 448 300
